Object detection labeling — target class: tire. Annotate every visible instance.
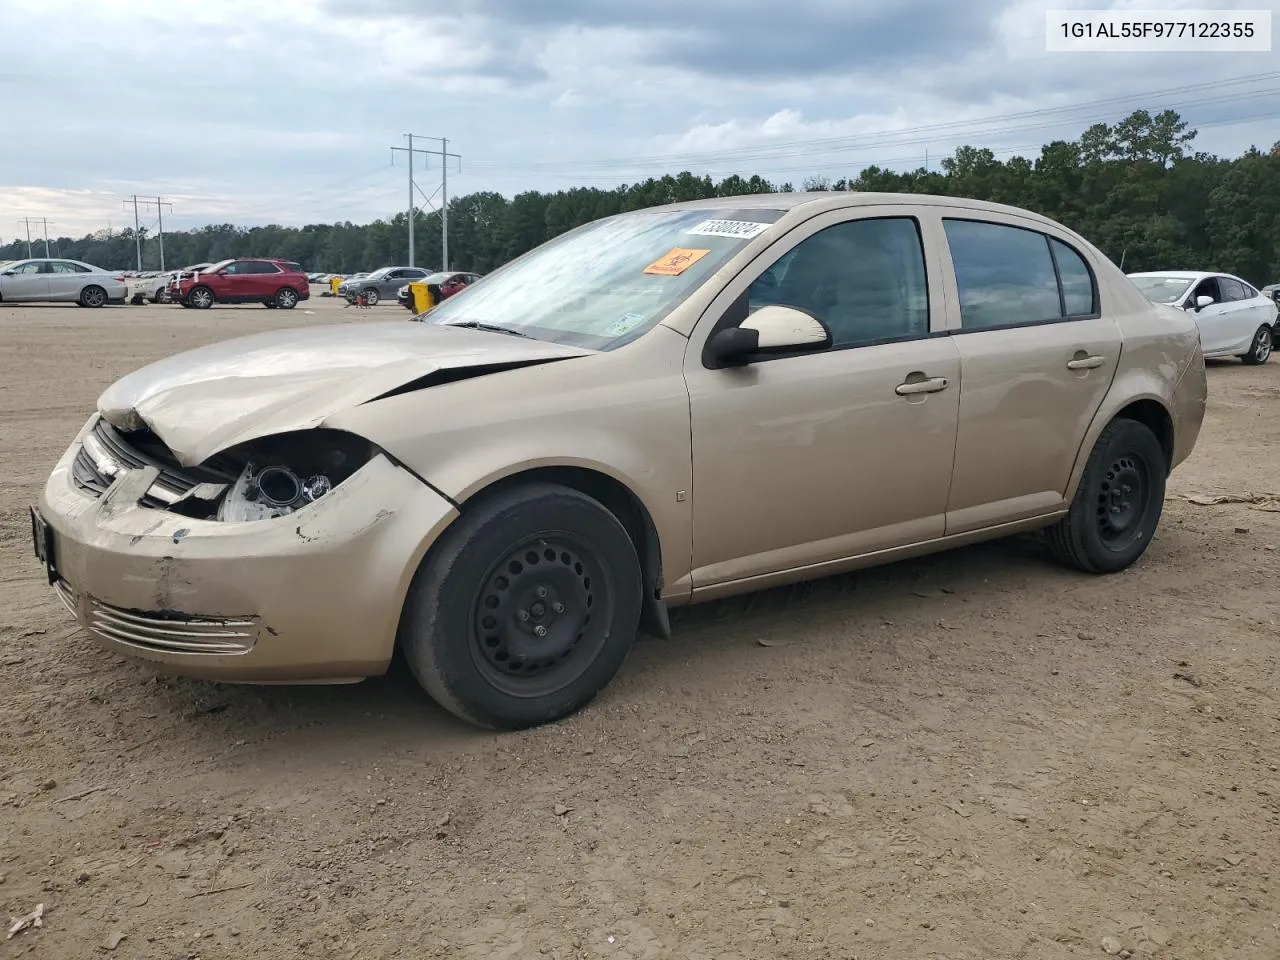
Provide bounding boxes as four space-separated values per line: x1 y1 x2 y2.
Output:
275 287 299 309
362 287 380 306
80 285 108 308
1046 418 1167 574
155 288 171 304
399 483 644 730
188 286 214 309
1239 325 1272 365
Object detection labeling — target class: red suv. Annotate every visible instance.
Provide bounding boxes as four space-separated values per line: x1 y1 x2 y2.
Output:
170 258 310 310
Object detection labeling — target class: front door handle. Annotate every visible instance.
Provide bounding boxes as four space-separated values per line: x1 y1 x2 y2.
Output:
895 376 949 396
1066 355 1105 370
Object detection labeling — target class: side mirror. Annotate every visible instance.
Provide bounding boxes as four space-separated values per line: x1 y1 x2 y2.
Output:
705 304 832 368
1194 295 1214 309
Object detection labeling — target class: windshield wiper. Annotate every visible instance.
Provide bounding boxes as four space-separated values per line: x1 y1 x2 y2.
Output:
441 320 532 339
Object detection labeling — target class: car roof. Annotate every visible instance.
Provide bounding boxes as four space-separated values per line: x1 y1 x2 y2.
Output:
654 190 1070 228
1127 270 1218 280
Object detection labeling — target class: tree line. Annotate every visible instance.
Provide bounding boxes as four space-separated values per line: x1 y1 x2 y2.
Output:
4 110 1278 285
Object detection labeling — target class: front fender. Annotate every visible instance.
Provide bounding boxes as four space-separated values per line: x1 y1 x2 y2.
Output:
323 330 696 600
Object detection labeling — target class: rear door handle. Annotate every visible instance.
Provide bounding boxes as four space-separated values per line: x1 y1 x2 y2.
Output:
895 376 949 396
1066 355 1105 370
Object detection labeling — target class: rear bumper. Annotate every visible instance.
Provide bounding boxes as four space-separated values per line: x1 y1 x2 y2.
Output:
36 424 459 682
1170 343 1207 471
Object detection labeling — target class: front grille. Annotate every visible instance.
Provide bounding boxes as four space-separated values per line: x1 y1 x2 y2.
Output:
71 419 206 507
86 599 257 656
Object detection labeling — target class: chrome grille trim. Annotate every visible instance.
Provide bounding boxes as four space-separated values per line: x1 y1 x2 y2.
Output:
70 419 204 507
52 578 77 617
86 600 257 656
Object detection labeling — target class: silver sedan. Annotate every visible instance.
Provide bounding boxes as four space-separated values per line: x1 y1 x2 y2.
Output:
0 258 129 307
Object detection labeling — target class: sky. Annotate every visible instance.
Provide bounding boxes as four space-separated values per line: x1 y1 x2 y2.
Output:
1 0 1278 240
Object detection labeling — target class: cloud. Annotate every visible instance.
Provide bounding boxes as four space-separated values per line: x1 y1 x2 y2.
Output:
1 0 1277 239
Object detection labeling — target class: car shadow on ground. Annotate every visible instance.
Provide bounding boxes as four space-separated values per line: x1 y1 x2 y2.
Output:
119 529 1074 758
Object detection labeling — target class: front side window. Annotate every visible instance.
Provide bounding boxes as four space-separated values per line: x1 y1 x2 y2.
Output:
425 207 784 349
944 220 1098 330
747 217 930 348
12 262 42 275
1192 277 1221 304
1219 277 1248 302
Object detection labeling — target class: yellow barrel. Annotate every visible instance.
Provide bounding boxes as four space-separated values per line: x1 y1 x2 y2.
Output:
329 276 341 296
409 281 434 314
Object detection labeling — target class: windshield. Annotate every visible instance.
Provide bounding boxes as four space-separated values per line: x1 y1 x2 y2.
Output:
423 271 456 283
202 260 233 273
1130 275 1194 303
424 207 784 348
366 268 391 279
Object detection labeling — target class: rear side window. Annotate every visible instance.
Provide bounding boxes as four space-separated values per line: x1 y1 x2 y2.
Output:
943 219 1098 330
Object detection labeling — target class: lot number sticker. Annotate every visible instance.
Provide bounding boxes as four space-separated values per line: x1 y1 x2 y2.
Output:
644 247 711 276
686 219 771 240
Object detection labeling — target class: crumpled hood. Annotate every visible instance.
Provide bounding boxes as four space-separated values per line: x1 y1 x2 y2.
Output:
97 321 594 466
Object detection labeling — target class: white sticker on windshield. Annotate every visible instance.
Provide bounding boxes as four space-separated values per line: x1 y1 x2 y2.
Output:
604 313 646 337
686 219 771 240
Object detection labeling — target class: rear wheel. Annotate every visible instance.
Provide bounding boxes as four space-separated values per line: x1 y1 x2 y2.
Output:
275 287 299 309
399 483 644 730
188 286 214 309
80 285 107 308
1046 418 1167 574
1240 325 1273 365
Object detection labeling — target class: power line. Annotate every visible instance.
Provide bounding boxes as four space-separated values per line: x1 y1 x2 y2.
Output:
467 71 1280 174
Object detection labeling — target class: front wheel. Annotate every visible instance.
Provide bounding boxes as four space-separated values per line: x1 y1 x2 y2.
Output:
362 287 380 306
275 287 299 309
1046 418 1167 574
399 483 644 730
188 286 214 309
80 285 108 308
1240 325 1273 365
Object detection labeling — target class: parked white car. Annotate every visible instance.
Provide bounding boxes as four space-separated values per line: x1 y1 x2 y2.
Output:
0 258 128 307
1128 271 1278 364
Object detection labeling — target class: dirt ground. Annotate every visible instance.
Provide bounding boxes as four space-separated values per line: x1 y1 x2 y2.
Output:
1 293 1278 960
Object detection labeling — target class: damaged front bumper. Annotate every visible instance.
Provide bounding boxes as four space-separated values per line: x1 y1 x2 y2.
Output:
36 418 459 682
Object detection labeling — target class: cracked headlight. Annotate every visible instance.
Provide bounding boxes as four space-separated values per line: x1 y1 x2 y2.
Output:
217 430 377 522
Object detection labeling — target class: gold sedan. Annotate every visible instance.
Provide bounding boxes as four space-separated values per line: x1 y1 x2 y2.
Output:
33 192 1207 729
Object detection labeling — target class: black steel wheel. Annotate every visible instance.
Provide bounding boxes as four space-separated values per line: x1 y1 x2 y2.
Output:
400 482 643 729
470 534 612 698
1047 417 1167 573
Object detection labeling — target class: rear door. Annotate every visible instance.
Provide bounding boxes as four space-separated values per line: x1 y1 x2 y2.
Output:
935 214 1122 534
47 261 90 299
251 261 284 298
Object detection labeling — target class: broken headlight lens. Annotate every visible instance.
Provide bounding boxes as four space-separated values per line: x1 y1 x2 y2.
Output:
216 430 376 522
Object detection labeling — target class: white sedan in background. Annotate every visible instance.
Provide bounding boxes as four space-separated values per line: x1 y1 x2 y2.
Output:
0 258 129 307
1129 270 1278 364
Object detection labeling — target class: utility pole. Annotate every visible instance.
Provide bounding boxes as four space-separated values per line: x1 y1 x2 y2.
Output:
19 218 51 257
389 133 460 269
122 196 174 270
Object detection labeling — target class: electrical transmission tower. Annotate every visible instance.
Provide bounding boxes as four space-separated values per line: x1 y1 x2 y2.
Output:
122 196 174 270
17 217 51 258
390 133 461 269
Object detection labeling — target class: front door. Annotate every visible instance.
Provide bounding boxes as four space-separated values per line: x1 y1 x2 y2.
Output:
0 261 50 301
684 210 961 591
935 215 1122 534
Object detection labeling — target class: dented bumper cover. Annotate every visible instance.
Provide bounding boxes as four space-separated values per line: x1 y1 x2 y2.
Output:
37 419 459 682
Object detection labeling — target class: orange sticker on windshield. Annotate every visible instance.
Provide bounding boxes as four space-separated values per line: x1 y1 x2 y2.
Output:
643 247 710 276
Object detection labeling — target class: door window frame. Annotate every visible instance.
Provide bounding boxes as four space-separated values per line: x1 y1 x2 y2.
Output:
937 215 1102 335
690 206 952 370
